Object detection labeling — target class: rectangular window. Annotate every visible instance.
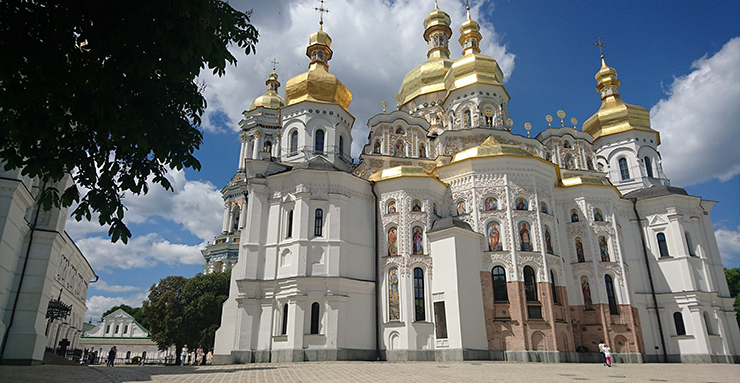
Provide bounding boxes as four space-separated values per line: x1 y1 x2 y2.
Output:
286 210 293 238
527 305 542 319
414 268 426 321
433 301 448 339
314 209 323 237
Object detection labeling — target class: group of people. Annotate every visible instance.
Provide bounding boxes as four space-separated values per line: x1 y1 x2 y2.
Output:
598 340 612 367
180 344 213 365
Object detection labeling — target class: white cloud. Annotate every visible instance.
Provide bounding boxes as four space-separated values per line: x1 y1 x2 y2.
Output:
76 233 205 272
67 168 223 242
199 0 515 159
651 36 740 187
90 280 141 293
716 225 740 265
85 292 148 323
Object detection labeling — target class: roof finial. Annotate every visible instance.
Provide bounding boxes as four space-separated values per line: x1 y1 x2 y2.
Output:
466 0 471 18
271 58 279 71
594 36 606 60
315 0 330 30
434 0 439 9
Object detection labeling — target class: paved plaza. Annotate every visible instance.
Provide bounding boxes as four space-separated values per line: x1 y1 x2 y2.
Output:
1 361 739 383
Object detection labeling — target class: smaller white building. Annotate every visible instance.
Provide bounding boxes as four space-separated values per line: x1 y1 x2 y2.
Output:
79 309 175 364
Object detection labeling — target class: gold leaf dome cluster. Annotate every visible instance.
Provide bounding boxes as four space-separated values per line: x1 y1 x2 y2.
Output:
582 57 659 143
397 3 507 109
285 25 352 112
249 69 285 111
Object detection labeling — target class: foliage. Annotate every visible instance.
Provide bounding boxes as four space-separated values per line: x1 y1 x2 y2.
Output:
143 271 230 353
0 0 258 242
726 268 740 327
143 276 187 352
101 304 149 331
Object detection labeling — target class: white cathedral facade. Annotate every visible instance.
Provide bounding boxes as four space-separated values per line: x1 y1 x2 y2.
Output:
204 4 740 364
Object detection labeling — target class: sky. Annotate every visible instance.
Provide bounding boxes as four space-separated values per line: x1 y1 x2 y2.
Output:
68 0 740 323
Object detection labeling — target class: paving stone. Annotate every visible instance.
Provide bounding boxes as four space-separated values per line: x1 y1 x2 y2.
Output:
0 362 738 383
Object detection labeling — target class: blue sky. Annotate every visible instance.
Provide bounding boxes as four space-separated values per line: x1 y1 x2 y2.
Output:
67 0 740 323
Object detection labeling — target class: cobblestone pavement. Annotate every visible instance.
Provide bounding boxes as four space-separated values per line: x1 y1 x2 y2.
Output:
1 362 739 383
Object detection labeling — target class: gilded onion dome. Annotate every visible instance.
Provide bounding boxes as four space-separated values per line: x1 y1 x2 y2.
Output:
582 57 659 143
285 24 352 112
395 2 454 108
248 68 285 111
443 5 504 94
451 136 532 163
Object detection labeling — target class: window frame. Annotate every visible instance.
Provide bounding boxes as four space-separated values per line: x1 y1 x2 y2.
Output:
491 266 508 302
524 266 538 302
310 302 320 335
674 311 686 336
605 274 619 315
314 129 325 154
290 131 298 155
618 157 630 180
314 209 324 237
413 268 426 321
657 232 669 257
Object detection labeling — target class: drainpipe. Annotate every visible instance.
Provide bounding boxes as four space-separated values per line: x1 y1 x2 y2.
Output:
631 198 668 363
0 179 47 363
370 181 380 360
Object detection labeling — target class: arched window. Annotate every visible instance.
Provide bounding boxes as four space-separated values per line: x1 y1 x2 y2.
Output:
618 158 630 180
685 231 695 256
524 266 537 302
314 209 324 237
310 302 320 335
657 233 669 257
414 268 426 321
281 303 289 335
115 325 119 333
286 210 293 238
644 156 654 178
550 270 560 305
290 131 298 155
106 325 110 333
123 325 128 334
703 311 714 335
491 266 508 302
314 129 325 154
673 312 686 336
339 136 344 158
605 275 618 315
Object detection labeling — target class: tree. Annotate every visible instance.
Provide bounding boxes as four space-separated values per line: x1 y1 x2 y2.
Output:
143 276 187 352
0 0 258 242
725 267 740 327
102 304 149 331
143 271 230 354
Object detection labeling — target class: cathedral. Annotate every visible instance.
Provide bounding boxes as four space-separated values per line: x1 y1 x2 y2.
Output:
203 3 740 364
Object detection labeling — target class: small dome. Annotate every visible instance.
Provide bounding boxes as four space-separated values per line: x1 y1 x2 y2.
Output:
444 53 504 94
285 26 352 112
582 58 658 144
249 70 285 111
451 136 533 163
424 2 451 30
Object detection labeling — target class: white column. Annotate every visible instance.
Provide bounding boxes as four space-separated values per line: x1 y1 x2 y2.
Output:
238 197 248 229
239 134 248 169
222 203 230 233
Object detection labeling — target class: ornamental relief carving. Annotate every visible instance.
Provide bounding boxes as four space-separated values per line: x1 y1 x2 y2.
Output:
485 252 514 279
590 221 614 236
597 262 623 280
570 262 592 277
566 223 587 238
516 254 545 280
381 255 405 272
407 255 433 279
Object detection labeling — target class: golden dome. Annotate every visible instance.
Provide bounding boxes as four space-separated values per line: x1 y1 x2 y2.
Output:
368 165 439 183
396 3 453 108
285 26 352 112
248 70 285 111
458 5 481 56
451 136 533 163
444 53 505 95
582 58 659 144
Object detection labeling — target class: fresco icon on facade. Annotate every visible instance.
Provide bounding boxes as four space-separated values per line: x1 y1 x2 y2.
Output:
387 200 396 213
570 209 579 222
594 208 604 222
519 221 532 251
545 226 554 254
581 276 593 310
484 197 497 211
599 236 610 262
412 226 424 254
412 199 422 212
388 267 400 320
457 201 467 215
575 238 585 263
388 227 398 256
515 197 528 210
487 221 503 251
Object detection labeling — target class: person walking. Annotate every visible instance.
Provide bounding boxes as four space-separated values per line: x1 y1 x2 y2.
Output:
107 346 117 367
603 345 612 367
180 344 188 366
196 345 204 365
207 350 213 365
598 340 606 365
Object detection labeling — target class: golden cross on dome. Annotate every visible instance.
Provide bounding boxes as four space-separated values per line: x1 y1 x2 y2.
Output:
271 58 279 71
315 0 330 28
594 36 606 58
